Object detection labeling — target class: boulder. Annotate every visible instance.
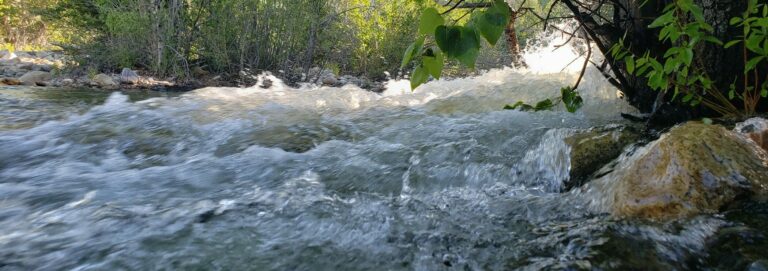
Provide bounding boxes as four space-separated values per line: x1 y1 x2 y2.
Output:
92 73 118 88
321 75 338 86
61 78 74 86
563 125 640 190
591 122 768 221
119 68 140 84
18 71 52 86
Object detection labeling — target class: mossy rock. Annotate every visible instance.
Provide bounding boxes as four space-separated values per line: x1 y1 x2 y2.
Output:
563 125 640 191
595 122 768 221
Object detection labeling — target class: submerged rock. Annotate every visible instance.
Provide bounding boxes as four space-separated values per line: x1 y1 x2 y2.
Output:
563 125 640 190
1 77 20 85
591 122 768 221
18 71 52 86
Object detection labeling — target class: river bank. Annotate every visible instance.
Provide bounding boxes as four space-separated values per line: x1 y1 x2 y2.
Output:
0 50 387 92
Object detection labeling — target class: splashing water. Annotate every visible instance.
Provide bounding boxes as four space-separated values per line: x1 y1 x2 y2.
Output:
0 34 765 270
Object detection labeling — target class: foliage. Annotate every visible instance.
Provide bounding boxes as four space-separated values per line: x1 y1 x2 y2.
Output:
403 0 512 90
403 0 583 113
503 86 583 113
725 0 768 115
610 0 768 117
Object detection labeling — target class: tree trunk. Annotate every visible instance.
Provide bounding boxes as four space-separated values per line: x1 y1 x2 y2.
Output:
506 11 527 68
562 0 763 124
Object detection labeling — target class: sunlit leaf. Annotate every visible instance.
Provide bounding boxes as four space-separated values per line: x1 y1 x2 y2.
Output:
419 8 444 36
410 64 429 90
401 37 425 69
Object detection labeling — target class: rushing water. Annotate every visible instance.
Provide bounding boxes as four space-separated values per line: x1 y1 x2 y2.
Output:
2 46 768 270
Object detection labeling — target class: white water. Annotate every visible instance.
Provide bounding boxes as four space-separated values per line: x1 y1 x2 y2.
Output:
0 35 754 270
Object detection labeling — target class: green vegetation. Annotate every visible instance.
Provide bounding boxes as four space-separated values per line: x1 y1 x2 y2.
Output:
610 0 768 117
1 0 529 82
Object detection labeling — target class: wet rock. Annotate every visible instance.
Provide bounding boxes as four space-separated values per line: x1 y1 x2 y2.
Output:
735 117 768 152
321 74 338 86
563 125 640 190
593 122 768 220
748 260 768 271
120 68 139 84
0 78 20 85
92 73 118 88
18 71 52 86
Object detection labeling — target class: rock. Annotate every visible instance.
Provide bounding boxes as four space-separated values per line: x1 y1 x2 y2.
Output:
61 78 74 86
17 63 33 71
192 66 209 78
35 64 53 72
18 71 52 86
563 125 640 190
735 117 768 153
92 73 118 88
1 51 17 60
748 260 768 271
0 78 20 85
321 75 338 86
592 122 768 221
120 68 140 84
0 57 20 66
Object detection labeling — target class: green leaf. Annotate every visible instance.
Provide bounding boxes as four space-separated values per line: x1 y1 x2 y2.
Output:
730 17 743 25
724 40 742 48
435 25 481 68
703 36 723 45
746 34 764 53
761 88 768 98
649 11 674 28
682 92 694 103
702 117 713 125
435 25 480 58
746 56 765 72
561 86 584 113
504 101 533 111
476 8 509 46
401 37 425 69
682 48 694 66
422 50 444 79
419 8 444 36
625 56 635 74
729 88 735 99
410 64 429 90
534 99 555 111
492 0 512 18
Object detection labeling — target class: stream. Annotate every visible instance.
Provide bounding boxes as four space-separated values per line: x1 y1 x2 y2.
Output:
1 43 768 270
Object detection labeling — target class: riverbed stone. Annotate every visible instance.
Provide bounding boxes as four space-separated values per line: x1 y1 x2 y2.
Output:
595 122 768 221
120 68 139 84
19 71 52 86
92 73 118 88
563 125 640 190
1 78 20 85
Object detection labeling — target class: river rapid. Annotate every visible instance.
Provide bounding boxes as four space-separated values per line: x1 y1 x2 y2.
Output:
1 41 767 270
